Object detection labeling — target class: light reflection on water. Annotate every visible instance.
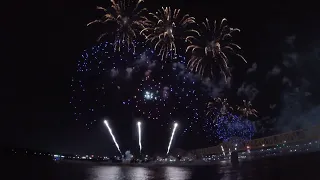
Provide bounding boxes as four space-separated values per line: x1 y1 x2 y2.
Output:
128 167 151 180
164 167 191 180
12 153 317 179
88 166 122 180
218 165 242 180
69 153 319 180
87 166 192 180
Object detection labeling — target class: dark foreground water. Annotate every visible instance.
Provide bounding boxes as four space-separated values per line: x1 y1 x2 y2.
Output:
7 152 320 180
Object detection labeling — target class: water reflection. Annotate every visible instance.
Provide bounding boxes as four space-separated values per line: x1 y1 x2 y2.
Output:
164 167 191 180
87 165 243 180
88 166 151 180
218 164 242 180
88 166 122 180
87 166 193 180
126 167 150 180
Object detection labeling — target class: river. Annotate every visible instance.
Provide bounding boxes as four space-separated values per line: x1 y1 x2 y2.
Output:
7 152 320 180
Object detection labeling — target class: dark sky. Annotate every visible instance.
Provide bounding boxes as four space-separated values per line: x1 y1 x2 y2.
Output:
3 1 319 156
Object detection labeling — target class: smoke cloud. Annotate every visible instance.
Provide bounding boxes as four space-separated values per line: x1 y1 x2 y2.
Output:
237 82 259 101
110 68 119 78
172 62 229 98
266 65 281 78
246 63 257 74
274 36 320 132
125 67 133 79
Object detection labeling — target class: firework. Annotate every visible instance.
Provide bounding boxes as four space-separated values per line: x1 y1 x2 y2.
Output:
141 7 198 60
186 18 247 82
167 122 178 154
144 91 154 100
237 100 258 118
137 121 142 153
71 41 208 134
87 0 150 53
206 97 233 123
104 120 122 154
203 113 255 142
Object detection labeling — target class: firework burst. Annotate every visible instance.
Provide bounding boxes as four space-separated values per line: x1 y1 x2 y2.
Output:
71 41 209 134
206 97 233 123
237 100 258 118
204 98 256 142
186 18 247 82
87 0 151 53
203 113 255 142
140 7 198 61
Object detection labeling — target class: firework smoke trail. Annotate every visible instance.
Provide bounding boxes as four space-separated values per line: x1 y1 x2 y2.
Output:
104 120 121 154
166 122 178 155
137 121 142 153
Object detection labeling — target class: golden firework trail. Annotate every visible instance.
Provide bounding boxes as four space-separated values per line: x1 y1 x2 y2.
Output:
186 18 247 82
87 0 151 53
140 7 198 61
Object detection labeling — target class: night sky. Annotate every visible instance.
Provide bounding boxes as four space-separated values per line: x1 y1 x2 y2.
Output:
3 1 319 156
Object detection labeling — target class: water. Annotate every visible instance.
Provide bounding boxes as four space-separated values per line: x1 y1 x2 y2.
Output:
7 152 320 180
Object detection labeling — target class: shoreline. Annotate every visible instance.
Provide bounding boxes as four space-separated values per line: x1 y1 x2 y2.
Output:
59 159 224 167
58 151 320 167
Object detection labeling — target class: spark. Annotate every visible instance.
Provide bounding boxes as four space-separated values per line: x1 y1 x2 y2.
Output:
141 7 198 60
206 97 233 123
144 91 154 100
186 18 247 82
104 120 122 154
167 122 178 155
237 100 258 118
204 98 257 142
204 113 255 142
